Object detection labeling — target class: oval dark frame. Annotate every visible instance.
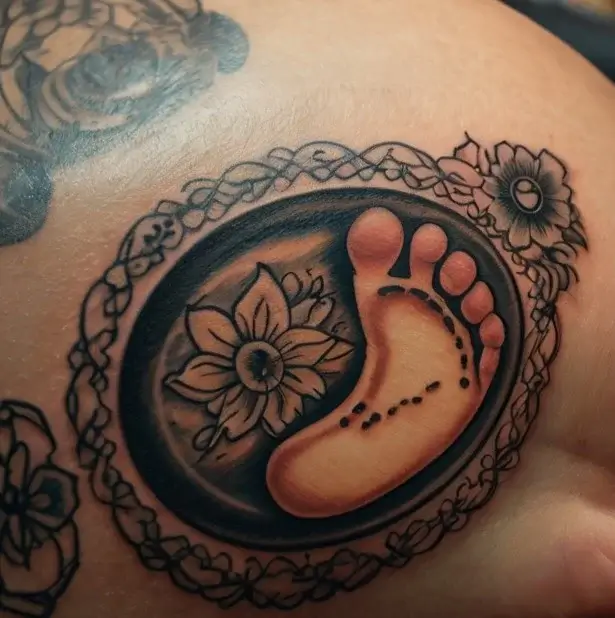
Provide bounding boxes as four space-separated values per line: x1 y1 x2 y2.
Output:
119 188 524 551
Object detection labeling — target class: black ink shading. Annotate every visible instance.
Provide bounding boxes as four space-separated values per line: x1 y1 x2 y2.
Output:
65 136 586 609
0 1 249 245
163 264 353 450
0 399 80 618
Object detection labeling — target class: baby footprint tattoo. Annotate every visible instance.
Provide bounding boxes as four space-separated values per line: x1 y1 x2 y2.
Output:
69 137 585 608
267 208 506 518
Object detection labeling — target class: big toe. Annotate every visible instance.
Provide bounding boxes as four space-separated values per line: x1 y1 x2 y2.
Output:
347 208 404 274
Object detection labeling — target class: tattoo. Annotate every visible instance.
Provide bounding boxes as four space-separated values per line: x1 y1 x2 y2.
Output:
0 400 80 618
65 136 586 608
0 0 249 245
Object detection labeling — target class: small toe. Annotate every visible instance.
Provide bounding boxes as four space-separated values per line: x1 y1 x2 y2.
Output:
479 348 500 390
439 251 477 296
347 208 404 273
409 224 448 274
479 313 505 348
461 281 494 324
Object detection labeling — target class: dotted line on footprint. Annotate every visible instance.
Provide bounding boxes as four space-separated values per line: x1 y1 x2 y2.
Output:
339 380 443 432
378 284 471 389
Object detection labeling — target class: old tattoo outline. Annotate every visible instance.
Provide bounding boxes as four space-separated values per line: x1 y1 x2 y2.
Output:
0 0 249 245
65 137 586 608
0 400 80 618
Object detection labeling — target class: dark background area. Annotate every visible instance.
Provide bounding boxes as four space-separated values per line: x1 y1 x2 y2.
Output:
503 0 615 81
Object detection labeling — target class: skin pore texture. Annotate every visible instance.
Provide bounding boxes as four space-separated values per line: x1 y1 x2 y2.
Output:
0 1 614 617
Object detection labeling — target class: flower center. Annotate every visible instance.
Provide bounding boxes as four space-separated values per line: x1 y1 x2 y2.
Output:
235 341 284 393
511 177 543 214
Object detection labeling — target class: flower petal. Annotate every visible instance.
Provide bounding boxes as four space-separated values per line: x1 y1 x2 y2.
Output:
552 184 572 202
433 183 447 197
0 414 16 461
549 241 576 265
261 390 286 436
8 442 29 491
507 224 532 250
494 142 514 167
279 384 303 423
165 355 238 403
473 189 493 212
8 512 24 554
482 177 500 199
0 427 14 496
545 199 571 229
29 521 51 546
207 383 244 416
453 137 479 166
519 243 546 260
488 200 513 232
283 367 326 399
275 327 331 352
187 307 239 359
276 327 333 365
290 298 317 327
315 339 354 374
0 19 31 68
25 466 78 531
211 390 266 445
234 264 290 341
538 150 566 186
529 223 563 248
443 181 475 204
437 158 483 187
454 136 491 175
192 425 216 451
2 525 26 565
281 272 302 300
513 146 539 174
290 297 334 328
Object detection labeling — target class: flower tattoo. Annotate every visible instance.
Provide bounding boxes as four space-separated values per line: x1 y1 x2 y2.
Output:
433 135 586 303
0 400 79 617
0 447 76 567
164 264 354 449
436 136 580 254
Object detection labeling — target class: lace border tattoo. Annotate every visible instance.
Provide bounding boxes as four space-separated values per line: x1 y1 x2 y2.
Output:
65 136 586 609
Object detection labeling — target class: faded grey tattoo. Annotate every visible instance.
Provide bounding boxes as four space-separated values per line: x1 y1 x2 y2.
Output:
0 0 249 245
0 400 79 618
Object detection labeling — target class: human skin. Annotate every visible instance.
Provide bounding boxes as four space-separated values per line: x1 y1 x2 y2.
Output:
0 1 614 617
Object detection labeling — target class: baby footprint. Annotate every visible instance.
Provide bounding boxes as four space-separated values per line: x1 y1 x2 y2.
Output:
266 208 506 519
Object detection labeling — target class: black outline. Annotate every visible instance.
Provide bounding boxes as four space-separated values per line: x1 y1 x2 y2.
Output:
0 400 80 618
163 262 354 448
65 137 586 609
